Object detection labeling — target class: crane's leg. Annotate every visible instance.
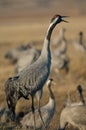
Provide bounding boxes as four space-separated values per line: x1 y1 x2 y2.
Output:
31 96 36 130
38 100 47 129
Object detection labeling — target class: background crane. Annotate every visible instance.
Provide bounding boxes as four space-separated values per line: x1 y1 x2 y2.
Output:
20 78 55 129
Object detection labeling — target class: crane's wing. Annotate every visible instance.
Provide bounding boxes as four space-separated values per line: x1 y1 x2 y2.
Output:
70 106 86 125
17 61 50 94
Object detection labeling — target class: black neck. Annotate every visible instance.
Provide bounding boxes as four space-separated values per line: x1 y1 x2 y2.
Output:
47 22 57 41
48 84 54 99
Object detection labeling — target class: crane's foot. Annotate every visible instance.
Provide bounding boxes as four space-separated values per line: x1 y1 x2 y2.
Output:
38 109 47 130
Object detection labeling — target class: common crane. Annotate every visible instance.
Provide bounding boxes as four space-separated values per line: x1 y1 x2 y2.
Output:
51 52 69 74
4 43 37 64
5 14 68 130
53 27 66 46
15 48 41 74
65 85 85 107
72 31 86 52
52 28 69 73
58 105 86 130
58 85 86 130
20 78 55 129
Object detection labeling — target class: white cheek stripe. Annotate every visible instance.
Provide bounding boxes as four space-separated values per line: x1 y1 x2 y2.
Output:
50 17 58 28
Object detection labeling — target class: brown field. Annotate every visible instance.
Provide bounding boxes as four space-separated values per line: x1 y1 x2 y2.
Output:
0 13 86 130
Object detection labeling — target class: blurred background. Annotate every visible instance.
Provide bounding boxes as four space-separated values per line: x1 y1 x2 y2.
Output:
0 1 86 130
0 0 86 42
0 0 86 17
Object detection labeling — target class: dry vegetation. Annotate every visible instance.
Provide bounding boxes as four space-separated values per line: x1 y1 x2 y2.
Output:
0 13 86 130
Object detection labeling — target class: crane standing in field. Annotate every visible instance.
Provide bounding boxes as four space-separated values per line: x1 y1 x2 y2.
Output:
58 85 86 130
14 48 41 74
72 31 86 52
4 43 35 64
20 78 56 129
53 27 66 46
5 14 68 130
52 27 69 74
65 85 85 107
58 103 86 130
58 105 86 130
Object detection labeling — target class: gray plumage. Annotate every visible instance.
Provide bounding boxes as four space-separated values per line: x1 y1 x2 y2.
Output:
53 28 66 46
52 28 69 73
58 105 86 130
4 43 36 64
58 85 86 130
65 85 85 107
72 31 86 52
52 28 67 58
5 15 68 129
52 52 69 73
15 48 41 74
20 78 55 130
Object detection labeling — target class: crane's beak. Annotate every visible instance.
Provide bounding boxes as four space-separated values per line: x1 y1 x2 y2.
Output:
61 16 69 23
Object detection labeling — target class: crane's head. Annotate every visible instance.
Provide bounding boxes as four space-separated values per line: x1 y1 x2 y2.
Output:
79 31 83 36
47 78 53 86
50 14 69 24
47 78 56 87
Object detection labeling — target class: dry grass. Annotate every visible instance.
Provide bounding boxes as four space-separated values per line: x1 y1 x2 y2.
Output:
0 14 86 130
